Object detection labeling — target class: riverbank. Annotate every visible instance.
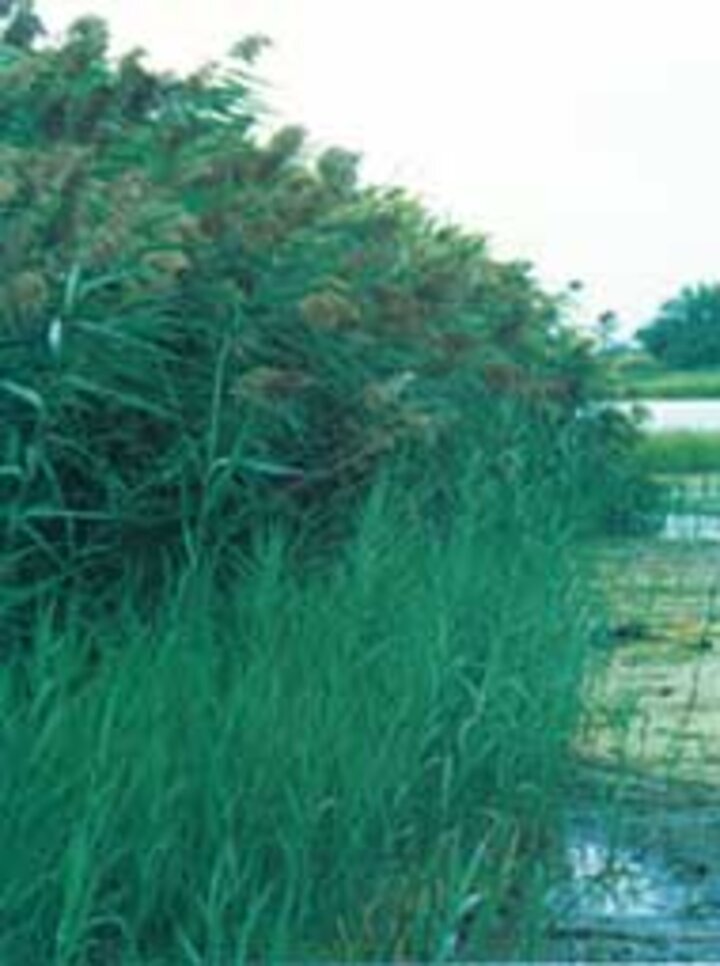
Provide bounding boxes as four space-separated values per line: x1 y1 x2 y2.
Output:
639 433 720 473
621 368 720 400
612 398 720 473
611 351 720 400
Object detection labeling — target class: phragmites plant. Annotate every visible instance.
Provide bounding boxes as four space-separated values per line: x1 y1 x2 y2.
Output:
0 11 639 963
0 7 604 627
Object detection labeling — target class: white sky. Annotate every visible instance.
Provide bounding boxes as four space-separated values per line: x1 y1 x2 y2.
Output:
39 0 720 336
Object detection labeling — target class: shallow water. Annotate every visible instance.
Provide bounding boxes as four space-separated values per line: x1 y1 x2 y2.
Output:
662 513 720 542
620 399 720 433
549 525 720 959
548 801 720 960
557 832 678 917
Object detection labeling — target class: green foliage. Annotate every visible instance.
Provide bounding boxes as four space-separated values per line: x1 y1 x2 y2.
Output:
0 463 594 963
567 406 663 534
638 431 720 474
0 14 606 618
0 0 46 49
0 13 613 961
637 283 720 369
620 365 720 400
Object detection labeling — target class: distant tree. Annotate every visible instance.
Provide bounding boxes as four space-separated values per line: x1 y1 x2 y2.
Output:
637 283 720 369
0 0 45 48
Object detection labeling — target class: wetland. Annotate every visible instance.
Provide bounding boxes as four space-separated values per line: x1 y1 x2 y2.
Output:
546 403 720 961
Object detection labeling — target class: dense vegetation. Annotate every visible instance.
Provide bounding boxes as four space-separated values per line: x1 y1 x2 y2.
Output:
614 358 720 400
0 9 628 627
638 431 720 474
0 468 596 963
637 283 720 370
0 6 635 961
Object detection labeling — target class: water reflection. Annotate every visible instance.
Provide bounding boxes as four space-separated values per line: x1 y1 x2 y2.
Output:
662 513 720 542
547 804 720 960
620 399 720 433
554 830 683 919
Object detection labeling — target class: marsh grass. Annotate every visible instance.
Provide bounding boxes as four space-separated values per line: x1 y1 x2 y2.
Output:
638 432 720 475
0 461 594 963
0 18 619 962
611 350 720 399
622 368 720 400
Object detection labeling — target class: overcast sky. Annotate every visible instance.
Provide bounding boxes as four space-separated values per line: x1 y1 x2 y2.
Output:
40 0 720 336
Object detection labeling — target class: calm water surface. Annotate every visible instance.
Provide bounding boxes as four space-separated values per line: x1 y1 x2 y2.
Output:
621 399 720 433
616 398 720 540
549 804 720 961
662 513 720 542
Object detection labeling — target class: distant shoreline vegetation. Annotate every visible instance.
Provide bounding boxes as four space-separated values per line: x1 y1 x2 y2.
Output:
613 281 720 399
620 367 720 400
609 348 720 400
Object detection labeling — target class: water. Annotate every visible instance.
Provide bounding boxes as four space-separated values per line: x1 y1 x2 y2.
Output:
558 832 680 918
662 513 720 542
548 804 720 960
619 399 720 433
616 398 720 541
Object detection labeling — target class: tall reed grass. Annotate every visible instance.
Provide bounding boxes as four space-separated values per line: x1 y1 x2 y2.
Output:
0 457 595 963
0 17 634 961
